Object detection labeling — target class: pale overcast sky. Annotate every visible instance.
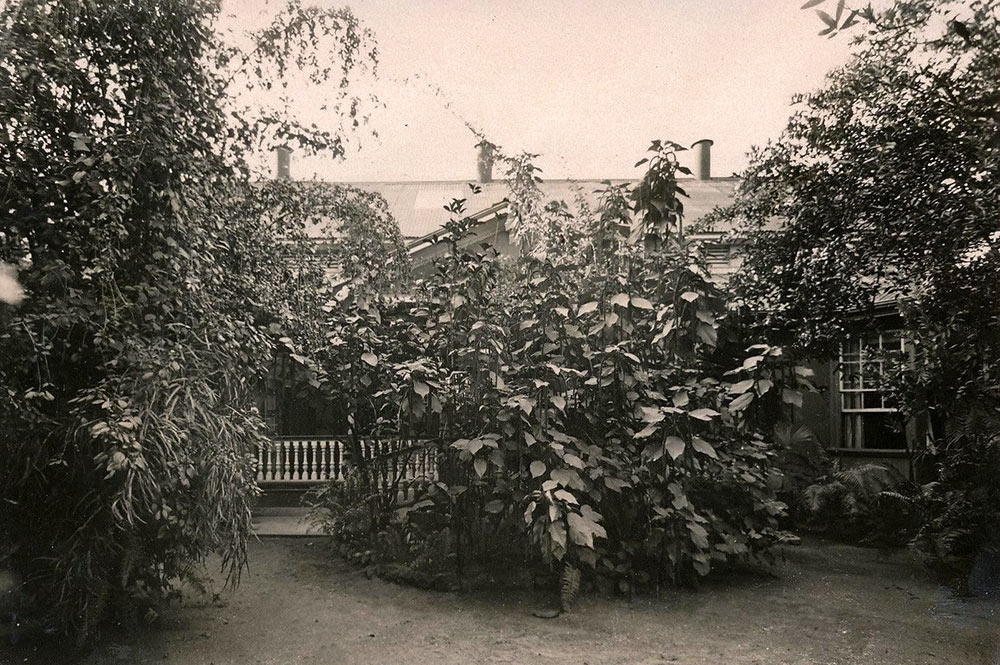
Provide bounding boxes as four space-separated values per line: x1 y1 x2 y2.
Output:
224 1 858 182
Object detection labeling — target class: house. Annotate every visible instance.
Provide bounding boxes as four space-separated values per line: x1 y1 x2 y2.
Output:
328 140 741 280
262 139 916 492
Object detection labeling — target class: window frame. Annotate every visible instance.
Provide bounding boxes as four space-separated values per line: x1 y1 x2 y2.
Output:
836 331 909 451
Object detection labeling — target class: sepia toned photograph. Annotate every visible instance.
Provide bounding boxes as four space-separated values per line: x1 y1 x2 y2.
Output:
1 1 998 663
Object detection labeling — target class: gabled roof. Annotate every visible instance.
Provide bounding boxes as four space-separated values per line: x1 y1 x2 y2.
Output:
327 177 739 240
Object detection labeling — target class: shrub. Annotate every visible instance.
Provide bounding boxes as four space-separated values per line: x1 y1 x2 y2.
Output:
307 142 808 592
803 463 921 547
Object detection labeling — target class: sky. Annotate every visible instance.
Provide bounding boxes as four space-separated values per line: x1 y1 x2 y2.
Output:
223 1 858 182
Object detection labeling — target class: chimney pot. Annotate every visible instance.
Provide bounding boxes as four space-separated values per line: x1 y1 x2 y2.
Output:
276 146 291 180
476 141 495 184
691 139 713 180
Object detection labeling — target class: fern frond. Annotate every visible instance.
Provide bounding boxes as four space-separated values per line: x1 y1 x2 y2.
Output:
878 490 914 506
559 563 582 613
835 464 893 498
804 481 844 512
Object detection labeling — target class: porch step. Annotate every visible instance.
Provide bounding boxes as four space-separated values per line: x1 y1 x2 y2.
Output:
256 484 316 509
255 506 311 517
251 507 323 538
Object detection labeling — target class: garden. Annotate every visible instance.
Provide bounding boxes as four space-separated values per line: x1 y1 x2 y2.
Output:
1 0 999 662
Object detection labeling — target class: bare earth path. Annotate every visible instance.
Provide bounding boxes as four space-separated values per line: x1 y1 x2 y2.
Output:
6 538 998 665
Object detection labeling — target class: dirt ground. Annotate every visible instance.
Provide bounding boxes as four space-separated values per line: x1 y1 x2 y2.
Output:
4 537 998 665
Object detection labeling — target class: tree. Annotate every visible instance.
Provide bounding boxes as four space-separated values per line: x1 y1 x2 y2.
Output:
0 0 380 641
728 0 1000 581
308 142 807 597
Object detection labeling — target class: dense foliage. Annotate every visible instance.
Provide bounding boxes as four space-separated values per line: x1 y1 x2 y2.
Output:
309 143 810 592
726 0 1000 582
0 0 386 641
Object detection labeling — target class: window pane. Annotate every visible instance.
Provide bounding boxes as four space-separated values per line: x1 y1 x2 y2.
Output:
860 413 907 449
863 392 884 409
843 392 862 410
843 414 861 448
841 362 861 388
862 333 882 352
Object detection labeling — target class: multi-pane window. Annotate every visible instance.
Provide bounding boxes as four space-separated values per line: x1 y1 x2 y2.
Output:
838 332 908 450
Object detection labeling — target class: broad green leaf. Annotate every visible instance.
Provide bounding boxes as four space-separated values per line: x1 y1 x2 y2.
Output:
484 499 505 513
782 389 803 407
692 436 718 459
524 501 537 524
530 460 546 478
361 352 377 367
696 323 717 346
653 319 675 343
634 424 658 438
610 293 630 307
672 390 690 407
643 441 664 461
550 468 579 487
641 406 665 423
567 511 595 548
412 379 430 397
577 301 599 316
688 408 720 421
630 296 654 310
730 379 755 394
551 395 566 411
474 457 488 477
664 436 686 459
604 477 629 492
687 522 710 549
550 519 567 552
680 291 699 303
554 489 578 504
730 392 754 412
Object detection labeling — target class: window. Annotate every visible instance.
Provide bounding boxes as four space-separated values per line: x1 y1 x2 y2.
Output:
701 242 741 282
838 332 908 450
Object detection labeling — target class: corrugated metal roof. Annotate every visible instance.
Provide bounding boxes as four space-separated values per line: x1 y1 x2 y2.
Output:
315 178 739 240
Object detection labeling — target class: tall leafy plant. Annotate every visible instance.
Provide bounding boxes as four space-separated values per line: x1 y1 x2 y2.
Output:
0 0 378 641
310 142 807 591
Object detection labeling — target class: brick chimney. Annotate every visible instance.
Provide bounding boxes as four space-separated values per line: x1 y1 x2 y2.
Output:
476 141 495 184
276 146 291 180
691 139 713 180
